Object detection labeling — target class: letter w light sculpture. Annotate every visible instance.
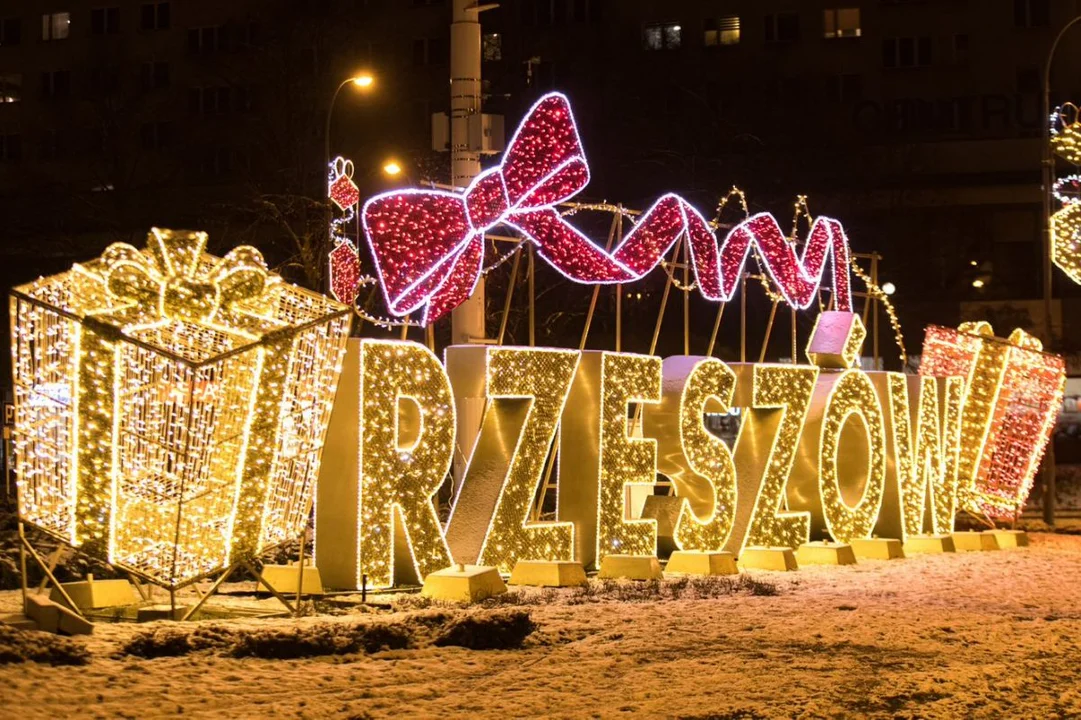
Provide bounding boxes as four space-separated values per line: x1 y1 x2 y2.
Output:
350 93 854 324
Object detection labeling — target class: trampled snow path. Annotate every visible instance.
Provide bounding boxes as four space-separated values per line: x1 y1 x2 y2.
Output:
2 533 1080 719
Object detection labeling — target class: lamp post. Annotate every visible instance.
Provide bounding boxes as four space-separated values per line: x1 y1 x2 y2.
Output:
1039 18 1081 526
323 73 375 178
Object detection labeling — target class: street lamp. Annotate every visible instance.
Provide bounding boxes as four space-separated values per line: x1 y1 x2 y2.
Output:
1040 18 1081 526
324 72 376 184
881 281 896 296
382 159 402 177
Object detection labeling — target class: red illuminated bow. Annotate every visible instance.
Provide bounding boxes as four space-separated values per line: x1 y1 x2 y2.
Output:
363 93 852 325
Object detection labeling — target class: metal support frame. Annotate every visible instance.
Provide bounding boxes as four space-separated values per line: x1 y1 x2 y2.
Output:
18 522 83 616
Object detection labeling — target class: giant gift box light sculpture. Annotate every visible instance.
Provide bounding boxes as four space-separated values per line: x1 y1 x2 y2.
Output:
920 322 1064 520
347 93 852 322
10 228 351 589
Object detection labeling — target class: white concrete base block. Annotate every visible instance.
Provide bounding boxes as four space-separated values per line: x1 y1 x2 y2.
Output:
851 538 905 560
421 565 507 603
260 563 325 595
137 604 190 622
987 529 1029 548
665 551 738 576
952 531 999 551
904 534 956 554
597 555 663 580
50 574 138 610
739 546 798 572
796 542 857 566
508 560 587 587
25 595 93 635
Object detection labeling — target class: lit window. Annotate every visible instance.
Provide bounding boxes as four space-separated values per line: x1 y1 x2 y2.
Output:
0 73 21 103
644 22 682 51
824 8 861 39
704 16 739 47
41 12 70 41
482 32 502 61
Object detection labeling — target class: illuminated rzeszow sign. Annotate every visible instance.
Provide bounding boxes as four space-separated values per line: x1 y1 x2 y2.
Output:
314 316 1062 589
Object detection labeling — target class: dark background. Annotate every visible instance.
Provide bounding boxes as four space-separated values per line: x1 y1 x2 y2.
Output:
4 0 1081 376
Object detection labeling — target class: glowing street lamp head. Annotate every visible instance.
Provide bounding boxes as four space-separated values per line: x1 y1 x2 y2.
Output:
383 160 402 176
352 73 375 89
881 282 896 296
972 278 985 289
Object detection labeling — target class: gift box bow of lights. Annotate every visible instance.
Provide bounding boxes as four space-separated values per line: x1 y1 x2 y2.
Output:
331 92 853 325
10 228 351 589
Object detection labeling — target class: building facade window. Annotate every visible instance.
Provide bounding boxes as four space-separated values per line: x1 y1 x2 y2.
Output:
0 17 22 46
883 37 931 68
704 16 740 46
1014 0 1050 28
40 129 62 160
91 7 120 35
140 61 169 91
765 13 799 44
643 22 682 51
40 70 71 98
412 37 448 66
0 73 21 103
197 146 232 178
828 73 863 102
823 8 860 39
140 2 170 31
1017 66 1040 93
482 32 501 61
188 86 231 114
952 34 969 64
139 121 172 150
0 133 21 161
41 12 71 41
91 67 119 94
188 26 226 53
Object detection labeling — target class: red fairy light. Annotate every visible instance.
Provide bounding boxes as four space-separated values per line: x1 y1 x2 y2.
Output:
329 241 361 304
920 323 1065 519
361 92 854 325
329 158 360 211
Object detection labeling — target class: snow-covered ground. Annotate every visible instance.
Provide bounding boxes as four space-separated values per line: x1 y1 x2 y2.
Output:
2 533 1081 719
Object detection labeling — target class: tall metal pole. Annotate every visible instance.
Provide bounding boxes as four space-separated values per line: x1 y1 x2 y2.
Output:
450 0 485 345
1039 17 1081 525
449 0 486 489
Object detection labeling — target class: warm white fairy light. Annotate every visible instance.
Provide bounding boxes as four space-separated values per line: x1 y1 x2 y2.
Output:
11 228 351 588
474 347 580 573
816 369 887 543
643 357 738 552
736 365 818 552
596 353 662 561
357 340 455 588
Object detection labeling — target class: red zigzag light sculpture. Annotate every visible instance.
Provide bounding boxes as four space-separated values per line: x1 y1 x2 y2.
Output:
361 92 853 325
